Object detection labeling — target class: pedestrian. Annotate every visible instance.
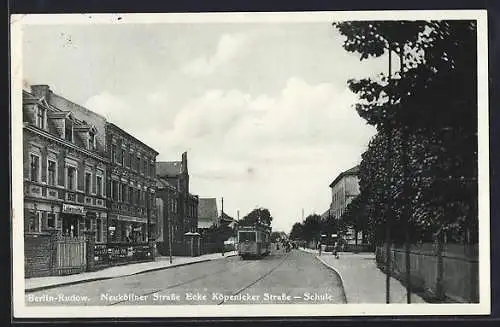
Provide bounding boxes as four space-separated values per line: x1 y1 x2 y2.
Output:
318 241 322 256
333 241 339 259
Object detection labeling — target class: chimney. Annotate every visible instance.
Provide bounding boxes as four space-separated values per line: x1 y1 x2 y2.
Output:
181 151 188 173
31 85 51 101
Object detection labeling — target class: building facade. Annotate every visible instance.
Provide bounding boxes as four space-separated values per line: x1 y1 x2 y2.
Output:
23 85 108 243
329 165 361 244
105 123 159 244
156 152 199 255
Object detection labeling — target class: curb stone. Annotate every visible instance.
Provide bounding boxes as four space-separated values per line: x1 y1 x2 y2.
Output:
25 254 237 293
298 248 349 304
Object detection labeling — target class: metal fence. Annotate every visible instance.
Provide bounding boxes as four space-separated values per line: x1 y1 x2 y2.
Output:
375 243 479 303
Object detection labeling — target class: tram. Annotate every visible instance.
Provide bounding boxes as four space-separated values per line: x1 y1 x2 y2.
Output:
237 223 271 259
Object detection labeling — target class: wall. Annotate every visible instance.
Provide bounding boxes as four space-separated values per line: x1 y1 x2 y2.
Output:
25 233 53 277
375 243 479 303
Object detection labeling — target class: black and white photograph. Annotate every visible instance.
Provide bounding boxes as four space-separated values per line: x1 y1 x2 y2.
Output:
11 10 490 318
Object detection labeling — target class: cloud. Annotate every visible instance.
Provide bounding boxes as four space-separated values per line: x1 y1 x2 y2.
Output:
82 79 375 233
181 32 251 76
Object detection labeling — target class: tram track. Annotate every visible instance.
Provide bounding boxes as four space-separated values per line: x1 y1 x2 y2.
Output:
108 256 255 305
217 250 292 305
109 250 292 306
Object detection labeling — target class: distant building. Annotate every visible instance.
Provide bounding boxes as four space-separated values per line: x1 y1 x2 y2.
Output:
329 165 361 244
156 152 199 255
198 198 219 230
23 85 108 243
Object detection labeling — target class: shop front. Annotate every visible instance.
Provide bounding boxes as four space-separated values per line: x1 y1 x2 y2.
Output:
60 203 85 238
108 214 148 244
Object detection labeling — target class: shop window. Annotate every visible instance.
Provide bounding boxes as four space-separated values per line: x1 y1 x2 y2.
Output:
30 154 40 182
47 160 56 186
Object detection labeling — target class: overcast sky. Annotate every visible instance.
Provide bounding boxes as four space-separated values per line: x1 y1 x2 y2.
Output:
22 20 392 232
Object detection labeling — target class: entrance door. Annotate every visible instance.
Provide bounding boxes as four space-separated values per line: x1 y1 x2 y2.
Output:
62 214 80 237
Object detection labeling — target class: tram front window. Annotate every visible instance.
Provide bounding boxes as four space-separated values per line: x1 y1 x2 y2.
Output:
239 232 256 242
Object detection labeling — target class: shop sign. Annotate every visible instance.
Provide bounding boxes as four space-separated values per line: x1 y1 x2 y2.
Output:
62 203 85 215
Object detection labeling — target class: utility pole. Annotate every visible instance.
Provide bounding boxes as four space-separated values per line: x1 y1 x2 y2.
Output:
168 200 173 264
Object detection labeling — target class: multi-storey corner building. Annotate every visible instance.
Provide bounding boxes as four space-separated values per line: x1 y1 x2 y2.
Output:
23 85 108 243
105 123 159 244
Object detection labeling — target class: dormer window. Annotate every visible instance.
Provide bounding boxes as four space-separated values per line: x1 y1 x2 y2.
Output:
64 119 73 142
35 105 46 129
88 130 96 150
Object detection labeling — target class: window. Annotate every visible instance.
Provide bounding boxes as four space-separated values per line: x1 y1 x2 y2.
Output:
85 172 92 194
128 186 133 204
150 163 155 177
88 131 96 150
121 183 127 202
111 144 117 163
96 175 103 197
35 106 45 129
137 189 141 205
96 218 102 242
136 156 140 172
64 120 73 142
47 160 56 186
67 166 77 190
47 213 55 228
30 154 40 182
112 180 119 201
28 211 41 232
121 148 126 166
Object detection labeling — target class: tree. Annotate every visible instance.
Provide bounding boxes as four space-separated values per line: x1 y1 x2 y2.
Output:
302 214 322 244
333 20 478 244
289 222 304 240
239 207 273 226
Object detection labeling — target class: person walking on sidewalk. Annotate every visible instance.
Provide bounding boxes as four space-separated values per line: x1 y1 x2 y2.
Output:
333 241 340 259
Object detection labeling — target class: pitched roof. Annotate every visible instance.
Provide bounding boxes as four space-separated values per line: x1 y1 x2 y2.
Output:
329 165 360 188
156 161 182 177
156 178 177 190
198 198 218 222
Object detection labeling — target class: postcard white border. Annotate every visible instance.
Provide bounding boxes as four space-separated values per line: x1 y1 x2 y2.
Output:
11 10 490 318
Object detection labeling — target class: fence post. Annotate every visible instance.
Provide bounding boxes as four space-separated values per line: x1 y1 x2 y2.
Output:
84 230 96 272
435 232 445 301
148 238 156 261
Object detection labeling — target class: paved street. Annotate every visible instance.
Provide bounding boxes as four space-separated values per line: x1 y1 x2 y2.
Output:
25 247 346 306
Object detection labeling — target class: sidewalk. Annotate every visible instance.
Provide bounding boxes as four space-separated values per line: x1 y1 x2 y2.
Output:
25 251 237 293
300 248 426 303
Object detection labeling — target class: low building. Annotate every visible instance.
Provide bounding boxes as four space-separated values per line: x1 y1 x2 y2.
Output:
198 198 219 231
